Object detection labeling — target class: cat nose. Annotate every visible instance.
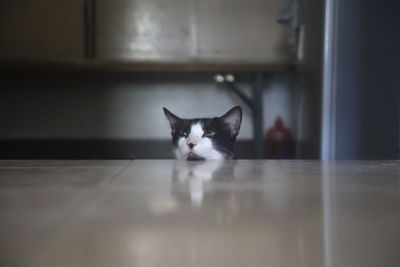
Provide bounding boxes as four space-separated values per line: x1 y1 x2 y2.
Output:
187 141 196 149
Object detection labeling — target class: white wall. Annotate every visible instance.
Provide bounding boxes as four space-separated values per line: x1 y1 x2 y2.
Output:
0 73 295 140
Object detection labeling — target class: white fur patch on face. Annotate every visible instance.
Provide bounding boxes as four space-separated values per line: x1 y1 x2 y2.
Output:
175 122 223 160
189 123 204 139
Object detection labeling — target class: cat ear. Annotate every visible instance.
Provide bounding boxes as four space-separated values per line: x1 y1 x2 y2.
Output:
220 106 242 138
163 107 182 132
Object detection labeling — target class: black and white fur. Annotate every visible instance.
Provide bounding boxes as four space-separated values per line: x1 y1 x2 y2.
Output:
163 106 242 160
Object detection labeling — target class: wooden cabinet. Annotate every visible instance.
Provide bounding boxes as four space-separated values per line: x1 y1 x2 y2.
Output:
0 0 85 62
0 0 294 68
95 0 294 66
195 0 294 64
95 0 193 63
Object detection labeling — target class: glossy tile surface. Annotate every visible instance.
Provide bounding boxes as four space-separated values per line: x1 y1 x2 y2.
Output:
0 160 399 267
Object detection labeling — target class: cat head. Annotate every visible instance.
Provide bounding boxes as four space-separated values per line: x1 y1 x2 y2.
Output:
163 106 242 160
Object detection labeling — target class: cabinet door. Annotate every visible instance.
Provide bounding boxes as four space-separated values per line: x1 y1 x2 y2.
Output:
96 0 193 63
195 0 294 64
0 0 85 62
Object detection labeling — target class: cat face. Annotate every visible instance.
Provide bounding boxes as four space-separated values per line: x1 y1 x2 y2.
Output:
163 106 242 160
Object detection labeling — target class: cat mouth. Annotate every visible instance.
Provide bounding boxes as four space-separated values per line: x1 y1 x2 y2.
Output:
187 152 205 161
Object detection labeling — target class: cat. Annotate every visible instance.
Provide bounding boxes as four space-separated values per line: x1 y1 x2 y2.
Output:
163 106 242 160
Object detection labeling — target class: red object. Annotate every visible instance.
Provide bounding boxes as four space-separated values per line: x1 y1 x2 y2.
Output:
265 117 295 159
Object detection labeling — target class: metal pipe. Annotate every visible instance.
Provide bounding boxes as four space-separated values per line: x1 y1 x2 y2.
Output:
252 72 264 158
224 82 254 108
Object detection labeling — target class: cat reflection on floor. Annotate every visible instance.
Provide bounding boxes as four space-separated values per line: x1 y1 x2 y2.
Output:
172 160 223 207
171 161 268 224
171 161 263 224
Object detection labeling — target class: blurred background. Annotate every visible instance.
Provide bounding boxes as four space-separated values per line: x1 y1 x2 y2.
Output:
0 0 398 160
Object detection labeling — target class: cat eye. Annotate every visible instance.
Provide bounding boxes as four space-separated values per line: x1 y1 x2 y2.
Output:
178 131 189 138
203 131 216 137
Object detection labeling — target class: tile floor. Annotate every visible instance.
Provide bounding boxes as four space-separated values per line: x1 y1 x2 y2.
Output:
0 160 399 267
